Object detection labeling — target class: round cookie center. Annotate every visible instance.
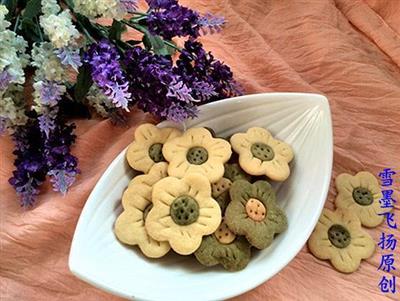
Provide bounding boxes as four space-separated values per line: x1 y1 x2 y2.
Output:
143 203 153 221
251 143 275 161
148 143 165 163
245 198 266 221
352 187 374 206
186 146 209 165
214 222 236 244
170 195 199 226
328 224 351 248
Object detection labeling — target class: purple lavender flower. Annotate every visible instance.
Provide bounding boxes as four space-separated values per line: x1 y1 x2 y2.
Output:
146 0 177 9
192 80 217 101
198 13 225 35
9 114 79 205
174 39 242 102
146 4 200 39
105 82 131 110
161 102 198 122
123 46 199 122
120 0 138 12
55 48 82 72
38 81 65 107
44 121 79 194
166 77 195 103
15 178 42 207
84 40 131 111
9 120 47 207
0 70 14 90
48 169 77 195
38 108 57 138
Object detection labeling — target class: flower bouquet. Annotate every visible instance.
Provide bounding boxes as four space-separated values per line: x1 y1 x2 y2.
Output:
0 0 241 206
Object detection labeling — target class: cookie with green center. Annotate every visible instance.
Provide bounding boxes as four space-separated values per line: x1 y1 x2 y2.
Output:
335 171 391 227
195 220 251 272
308 208 375 273
224 180 287 249
230 127 293 181
126 123 182 173
145 173 221 255
162 127 232 183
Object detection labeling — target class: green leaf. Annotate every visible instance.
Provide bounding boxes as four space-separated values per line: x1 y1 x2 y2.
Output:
20 17 41 42
74 65 93 102
22 0 41 20
109 20 127 41
143 33 170 56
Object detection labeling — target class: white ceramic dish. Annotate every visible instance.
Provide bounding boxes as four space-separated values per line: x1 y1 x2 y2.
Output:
69 92 333 301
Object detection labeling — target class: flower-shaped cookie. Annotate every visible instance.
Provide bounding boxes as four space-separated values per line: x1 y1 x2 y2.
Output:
162 127 231 183
230 127 293 181
195 220 251 271
335 171 390 228
145 173 221 255
308 208 375 273
114 165 170 258
225 180 287 249
211 177 232 213
126 123 181 173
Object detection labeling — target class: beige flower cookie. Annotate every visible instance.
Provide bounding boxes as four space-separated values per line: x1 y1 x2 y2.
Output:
126 123 181 173
335 171 390 228
145 173 222 255
230 127 293 181
163 127 231 183
114 164 170 258
308 208 375 273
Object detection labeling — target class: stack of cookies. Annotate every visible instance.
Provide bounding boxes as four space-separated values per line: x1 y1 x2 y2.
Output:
114 123 294 271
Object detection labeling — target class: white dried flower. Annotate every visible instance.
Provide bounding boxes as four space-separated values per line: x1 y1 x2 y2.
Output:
40 10 80 48
31 42 68 82
41 0 61 16
73 0 126 20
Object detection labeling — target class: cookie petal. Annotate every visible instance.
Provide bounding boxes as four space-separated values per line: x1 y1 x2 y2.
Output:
115 209 145 244
330 249 361 273
263 158 291 181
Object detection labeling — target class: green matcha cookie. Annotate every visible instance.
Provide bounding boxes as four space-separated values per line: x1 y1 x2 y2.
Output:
225 180 287 249
194 220 251 271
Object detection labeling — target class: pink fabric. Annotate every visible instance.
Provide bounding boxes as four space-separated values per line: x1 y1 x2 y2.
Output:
1 0 399 300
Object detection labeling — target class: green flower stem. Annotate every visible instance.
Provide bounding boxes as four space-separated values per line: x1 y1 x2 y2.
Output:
131 11 148 16
13 14 20 32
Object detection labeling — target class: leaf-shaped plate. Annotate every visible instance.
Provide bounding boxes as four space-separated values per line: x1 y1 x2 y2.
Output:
69 93 333 301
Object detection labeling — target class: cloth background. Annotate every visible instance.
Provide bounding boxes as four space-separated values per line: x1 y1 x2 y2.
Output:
1 0 399 300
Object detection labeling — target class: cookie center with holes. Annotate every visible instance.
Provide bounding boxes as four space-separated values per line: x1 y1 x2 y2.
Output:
186 146 209 165
143 203 153 221
148 143 165 163
170 195 200 225
328 224 351 248
352 186 374 206
245 198 267 221
250 143 275 161
214 221 236 244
